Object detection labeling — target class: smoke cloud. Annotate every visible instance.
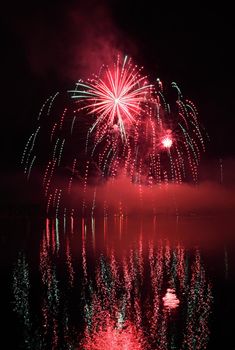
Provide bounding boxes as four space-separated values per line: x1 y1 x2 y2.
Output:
12 2 136 82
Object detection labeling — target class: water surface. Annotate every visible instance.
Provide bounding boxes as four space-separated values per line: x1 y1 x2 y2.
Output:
2 214 235 349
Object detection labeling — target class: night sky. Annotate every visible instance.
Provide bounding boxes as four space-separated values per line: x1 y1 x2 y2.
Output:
1 0 235 174
2 5 235 350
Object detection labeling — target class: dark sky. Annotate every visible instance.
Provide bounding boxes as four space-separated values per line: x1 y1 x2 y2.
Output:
1 0 235 172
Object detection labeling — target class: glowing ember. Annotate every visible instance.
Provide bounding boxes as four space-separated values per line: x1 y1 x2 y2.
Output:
162 288 180 310
162 136 173 149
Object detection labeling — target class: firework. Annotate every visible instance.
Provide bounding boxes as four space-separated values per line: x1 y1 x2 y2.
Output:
21 55 207 214
69 55 152 142
162 135 173 149
147 80 206 184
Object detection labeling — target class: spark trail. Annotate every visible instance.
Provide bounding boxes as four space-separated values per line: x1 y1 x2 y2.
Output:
21 55 207 214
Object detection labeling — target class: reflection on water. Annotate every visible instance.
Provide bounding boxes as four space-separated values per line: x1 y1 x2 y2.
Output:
163 289 180 310
12 217 213 349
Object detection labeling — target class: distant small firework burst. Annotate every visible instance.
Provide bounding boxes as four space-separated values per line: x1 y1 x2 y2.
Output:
22 55 207 214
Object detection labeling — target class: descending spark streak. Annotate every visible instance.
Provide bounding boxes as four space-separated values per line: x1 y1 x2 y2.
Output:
23 126 40 173
27 155 36 179
22 55 207 214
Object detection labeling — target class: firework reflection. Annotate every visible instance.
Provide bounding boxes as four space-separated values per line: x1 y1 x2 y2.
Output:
12 217 213 349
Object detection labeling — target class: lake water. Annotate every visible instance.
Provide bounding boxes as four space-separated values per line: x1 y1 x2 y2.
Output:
2 214 235 349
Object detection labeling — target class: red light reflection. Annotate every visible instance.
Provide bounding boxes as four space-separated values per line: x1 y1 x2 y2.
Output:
162 288 180 310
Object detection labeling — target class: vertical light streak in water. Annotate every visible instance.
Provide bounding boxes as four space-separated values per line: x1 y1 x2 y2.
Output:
40 228 60 349
137 232 144 284
158 308 168 350
148 239 164 345
110 249 120 311
42 219 75 348
123 255 132 320
82 218 88 282
70 209 74 235
81 248 146 349
129 248 142 330
46 217 50 247
165 240 171 272
103 200 108 217
55 217 59 253
176 243 186 291
91 217 95 251
40 232 51 344
12 253 31 348
170 247 178 289
51 218 56 255
183 249 213 350
91 189 96 217
103 216 107 241
66 237 74 288
63 208 67 233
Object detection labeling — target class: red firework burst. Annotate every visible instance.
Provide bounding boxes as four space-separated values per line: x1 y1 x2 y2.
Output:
69 55 152 141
